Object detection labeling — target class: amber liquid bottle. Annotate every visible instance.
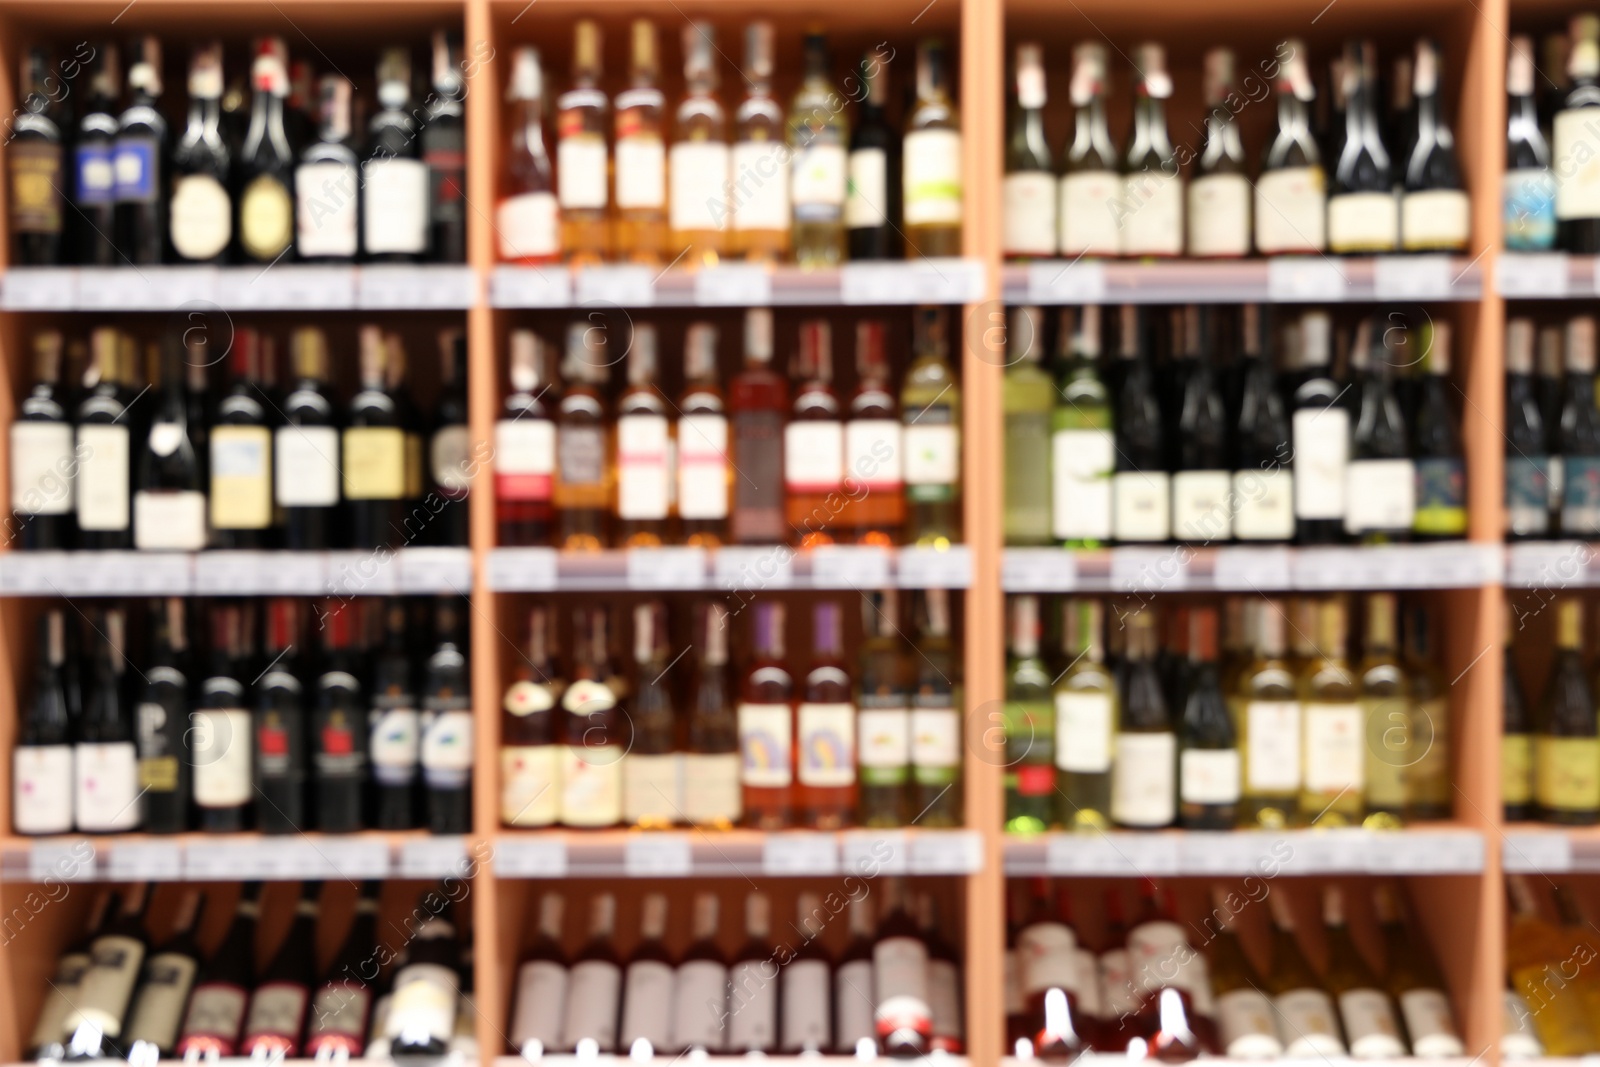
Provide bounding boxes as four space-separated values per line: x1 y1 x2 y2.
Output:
730 309 788 543
557 20 609 264
846 320 906 544
613 20 668 263
740 600 794 828
799 601 857 828
678 323 730 547
554 323 612 550
614 324 672 547
785 320 844 547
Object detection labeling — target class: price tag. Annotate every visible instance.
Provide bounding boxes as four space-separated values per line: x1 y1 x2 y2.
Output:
762 833 840 876
77 267 151 309
359 266 478 309
1496 252 1569 297
907 258 985 303
487 547 560 591
910 831 983 874
1046 834 1176 875
1373 254 1454 299
625 835 692 876
2 267 77 309
1503 830 1573 873
1414 543 1503 587
1211 546 1292 590
897 545 972 588
576 265 655 307
399 836 469 878
325 550 402 596
0 552 72 594
626 546 708 589
218 266 357 309
185 841 266 880
1507 541 1591 588
1297 828 1370 872
489 266 573 308
30 839 97 882
1001 548 1076 592
399 547 474 593
195 550 326 594
713 545 795 590
80 552 192 595
109 841 183 880
1369 831 1482 874
1027 261 1107 303
695 264 771 306
1267 257 1349 301
1175 833 1260 874
321 837 392 878
496 838 570 877
841 831 909 875
1110 547 1187 592
810 545 891 588
1291 547 1364 589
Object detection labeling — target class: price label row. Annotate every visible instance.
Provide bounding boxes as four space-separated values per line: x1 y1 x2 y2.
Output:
3 266 479 311
19 836 468 882
486 545 971 592
0 548 472 597
1031 829 1484 876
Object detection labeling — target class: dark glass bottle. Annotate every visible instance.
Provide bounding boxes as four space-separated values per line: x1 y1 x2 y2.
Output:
13 608 76 836
422 599 473 833
1346 317 1414 544
1557 15 1600 254
115 37 167 264
1505 35 1556 251
315 600 367 833
1560 316 1600 538
1232 306 1294 543
430 329 471 546
846 50 899 259
1328 40 1397 254
370 600 421 830
76 608 140 833
209 330 274 549
1177 608 1237 829
29 891 115 1060
1291 313 1349 544
1111 306 1168 544
1506 318 1551 540
1114 606 1176 830
176 882 262 1058
63 882 151 1060
293 75 359 261
1172 309 1230 543
423 31 468 262
137 598 191 834
277 327 340 549
1257 38 1324 255
237 39 295 264
239 881 320 1058
75 43 121 266
1504 608 1534 823
10 46 65 265
386 895 462 1056
194 602 253 833
134 335 206 553
123 890 204 1060
253 598 307 834
1537 599 1600 824
11 331 74 549
305 881 380 1058
363 48 430 261
75 327 134 550
344 326 405 549
169 41 232 263
1412 321 1467 540
1400 40 1470 253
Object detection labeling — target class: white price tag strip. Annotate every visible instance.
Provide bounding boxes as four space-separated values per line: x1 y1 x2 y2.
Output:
840 262 905 305
489 266 573 307
194 551 327 594
1496 252 1568 297
185 842 261 880
30 839 97 882
762 833 841 876
1046 834 1177 875
218 266 357 309
1267 257 1349 301
897 545 972 588
359 266 478 309
910 831 983 874
1175 832 1264 874
321 837 392 878
486 547 560 591
109 841 184 881
0 552 73 594
841 831 909 875
810 545 891 588
3 268 77 309
496 838 570 877
713 545 795 590
1503 830 1573 873
625 835 693 876
1001 548 1076 591
399 836 469 878
695 264 771 306
1026 261 1107 303
626 546 708 589
399 547 474 593
325 550 402 596
907 258 985 303
75 552 192 595
1211 546 1292 590
577 265 655 307
1507 541 1592 587
1373 254 1455 299
1110 547 1188 592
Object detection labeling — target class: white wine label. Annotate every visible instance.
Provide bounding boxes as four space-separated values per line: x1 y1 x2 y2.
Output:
1232 467 1294 540
1059 170 1121 256
739 702 793 788
1127 920 1206 998
798 702 856 787
558 137 609 210
903 424 958 485
1052 428 1114 540
620 959 675 1050
501 744 559 826
1275 988 1344 1057
387 962 457 1044
240 175 292 260
671 142 730 232
1172 468 1232 541
785 421 844 492
1338 987 1406 1059
274 426 340 507
1100 950 1137 1016
422 709 474 783
497 192 559 259
1017 922 1078 995
125 952 199 1051
69 932 146 1036
1217 988 1283 1058
873 936 932 1033
1401 188 1470 250
846 419 903 490
192 710 250 807
1179 748 1241 805
563 960 620 1050
903 129 963 226
1055 691 1113 773
1111 732 1176 827
1345 457 1416 534
622 751 682 824
135 490 207 550
617 414 671 520
431 426 471 493
1255 166 1326 253
1291 408 1349 520
731 141 790 231
792 143 847 214
859 708 912 768
615 137 665 210
681 752 742 826
11 422 74 514
727 959 777 1050
1554 107 1600 220
1121 171 1183 256
846 147 889 229
1003 171 1058 256
295 161 358 257
678 414 729 520
32 953 88 1050
1399 988 1464 1058
1303 702 1364 793
929 958 962 1041
912 708 960 768
76 424 130 531
779 958 832 1051
75 740 140 831
559 743 622 827
1245 700 1301 792
13 744 73 835
169 174 231 261
1188 173 1251 257
363 158 429 254
511 959 567 1052
495 419 556 500
211 424 273 530
370 707 420 785
835 959 875 1051
1112 469 1171 542
672 959 729 1051
1327 190 1398 253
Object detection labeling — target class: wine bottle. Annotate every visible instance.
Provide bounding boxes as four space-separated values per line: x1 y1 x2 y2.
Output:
1560 316 1600 536
729 308 787 543
902 38 963 256
30 891 114 1060
615 324 673 547
1122 43 1182 257
1017 882 1085 1059
132 599 190 834
344 325 405 549
844 320 905 544
254 598 307 834
726 893 778 1052
363 600 417 829
210 330 274 548
1375 883 1464 1057
294 75 359 260
124 890 204 1060
1173 310 1231 542
1506 36 1557 251
619 894 674 1053
9 47 65 265
779 893 833 1053
798 601 856 828
1257 40 1326 254
501 604 560 828
1507 875 1596 1054
1300 597 1365 826
1264 890 1345 1057
386 898 461 1057
624 601 680 828
1360 593 1410 831
560 894 621 1051
276 327 340 548
740 600 794 829
554 323 612 550
237 39 294 263
13 608 75 836
314 600 366 832
498 46 559 263
1054 599 1116 832
75 43 121 265
683 600 741 828
553 21 609 264
76 608 140 833
1401 40 1470 251
422 599 473 833
1234 600 1300 828
786 319 844 547
728 22 789 261
1003 43 1057 259
176 883 262 1058
75 328 134 550
1112 605 1175 829
559 605 622 828
873 878 932 1055
510 894 567 1055
1413 320 1467 539
1058 42 1119 256
1003 306 1053 544
11 331 74 548
1050 307 1113 546
1178 607 1238 829
429 329 470 546
193 602 252 832
789 31 849 267
1329 41 1398 253
1232 305 1294 541
903 308 962 546
240 882 320 1057
834 895 876 1054
920 894 964 1053
1190 48 1250 257
678 323 730 546
363 48 431 261
63 883 150 1059
1506 318 1552 539
1111 306 1168 542
672 893 728 1052
1126 885 1206 1059
170 42 232 263
1504 602 1534 823
114 37 166 264
858 590 910 827
1557 16 1600 253
911 589 962 827
496 329 557 546
670 22 730 266
305 881 380 1058
846 48 900 260
1291 312 1348 543
423 31 468 262
1004 595 1055 833
1322 886 1408 1058
615 20 668 264
1206 886 1282 1058
1345 317 1414 542
1539 598 1600 822
133 334 206 551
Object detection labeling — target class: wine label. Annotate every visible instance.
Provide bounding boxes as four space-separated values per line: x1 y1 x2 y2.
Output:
617 414 671 520
615 137 665 210
1415 456 1467 536
13 744 73 834
1127 919 1207 1003
1003 171 1058 256
678 414 729 520
1172 468 1232 541
1275 988 1344 1057
497 191 559 259
779 957 831 1051
731 140 790 231
1503 734 1533 806
1564 455 1600 534
1055 691 1113 773
903 129 963 226
1232 467 1294 540
1017 922 1078 995
431 425 471 496
1218 988 1283 1058
1188 173 1250 257
558 136 608 210
1112 469 1171 542
342 426 406 500
1551 454 1566 512
1051 428 1114 540
672 959 729 1051
512 960 568 1053
792 142 847 219
785 421 844 493
502 744 559 826
1121 170 1183 256
1099 949 1137 1019
10 140 62 234
558 424 607 490
211 424 273 530
1504 167 1557 249
1244 700 1302 792
170 174 232 261
912 706 960 777
11 422 74 515
1338 987 1406 1059
1399 988 1464 1058
1555 108 1600 220
363 158 429 254
559 742 622 827
1255 166 1326 253
32 951 89 1051
1536 735 1600 812
76 424 130 531
859 706 911 782
1059 170 1121 256
562 960 621 1050
1327 190 1398 253
1180 747 1241 805
295 161 359 257
846 418 904 491
275 425 340 507
929 957 962 1043
670 142 731 232
75 740 140 831
179 983 249 1052
740 702 793 788
681 752 742 826
1291 408 1349 520
623 751 682 824
904 422 958 492
495 419 556 501
873 936 932 1038
305 982 370 1056
370 706 420 786
798 702 856 787
1401 188 1470 251
114 135 158 198
386 962 457 1044
76 142 114 204
1506 455 1552 537
1111 732 1176 827
1303 702 1364 794
243 981 309 1048
239 175 292 261
134 490 206 550
69 933 146 1036
421 708 474 787
1345 457 1416 534
835 958 875 1053
846 147 889 230
125 951 200 1052
620 959 675 1050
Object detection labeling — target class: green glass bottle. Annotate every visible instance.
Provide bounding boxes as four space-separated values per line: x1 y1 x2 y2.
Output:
1051 306 1113 547
902 308 962 547
911 589 962 827
1403 603 1452 821
1053 598 1116 831
1003 305 1053 545
857 589 909 827
1005 594 1055 833
1359 593 1410 830
1536 598 1600 824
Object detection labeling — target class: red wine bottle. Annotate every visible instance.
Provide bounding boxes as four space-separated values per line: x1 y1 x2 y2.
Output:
240 882 321 1057
124 890 205 1060
193 602 253 833
314 600 367 833
13 608 76 836
137 598 192 834
306 881 381 1058
421 599 473 833
385 892 462 1057
370 599 421 829
254 598 308 834
176 882 263 1058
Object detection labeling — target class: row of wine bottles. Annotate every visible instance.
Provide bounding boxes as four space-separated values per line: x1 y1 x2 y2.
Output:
9 324 468 552
1504 596 1600 826
509 880 961 1057
1506 874 1600 1056
1004 37 1469 259
1003 305 1466 547
12 597 472 837
1004 593 1452 834
497 308 960 550
29 881 474 1063
499 24 958 267
501 592 961 830
9 35 469 267
1504 314 1600 540
1006 878 1464 1060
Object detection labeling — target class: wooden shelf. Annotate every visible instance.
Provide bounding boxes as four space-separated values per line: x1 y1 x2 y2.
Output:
0 547 472 596
487 544 972 591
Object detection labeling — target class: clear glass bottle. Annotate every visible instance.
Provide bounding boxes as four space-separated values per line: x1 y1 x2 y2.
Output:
902 39 963 257
1299 597 1364 826
1003 306 1053 544
614 20 668 264
557 21 609 264
902 308 962 546
498 48 559 264
731 23 789 262
670 21 729 267
790 31 848 267
1004 43 1057 260
1053 598 1116 831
